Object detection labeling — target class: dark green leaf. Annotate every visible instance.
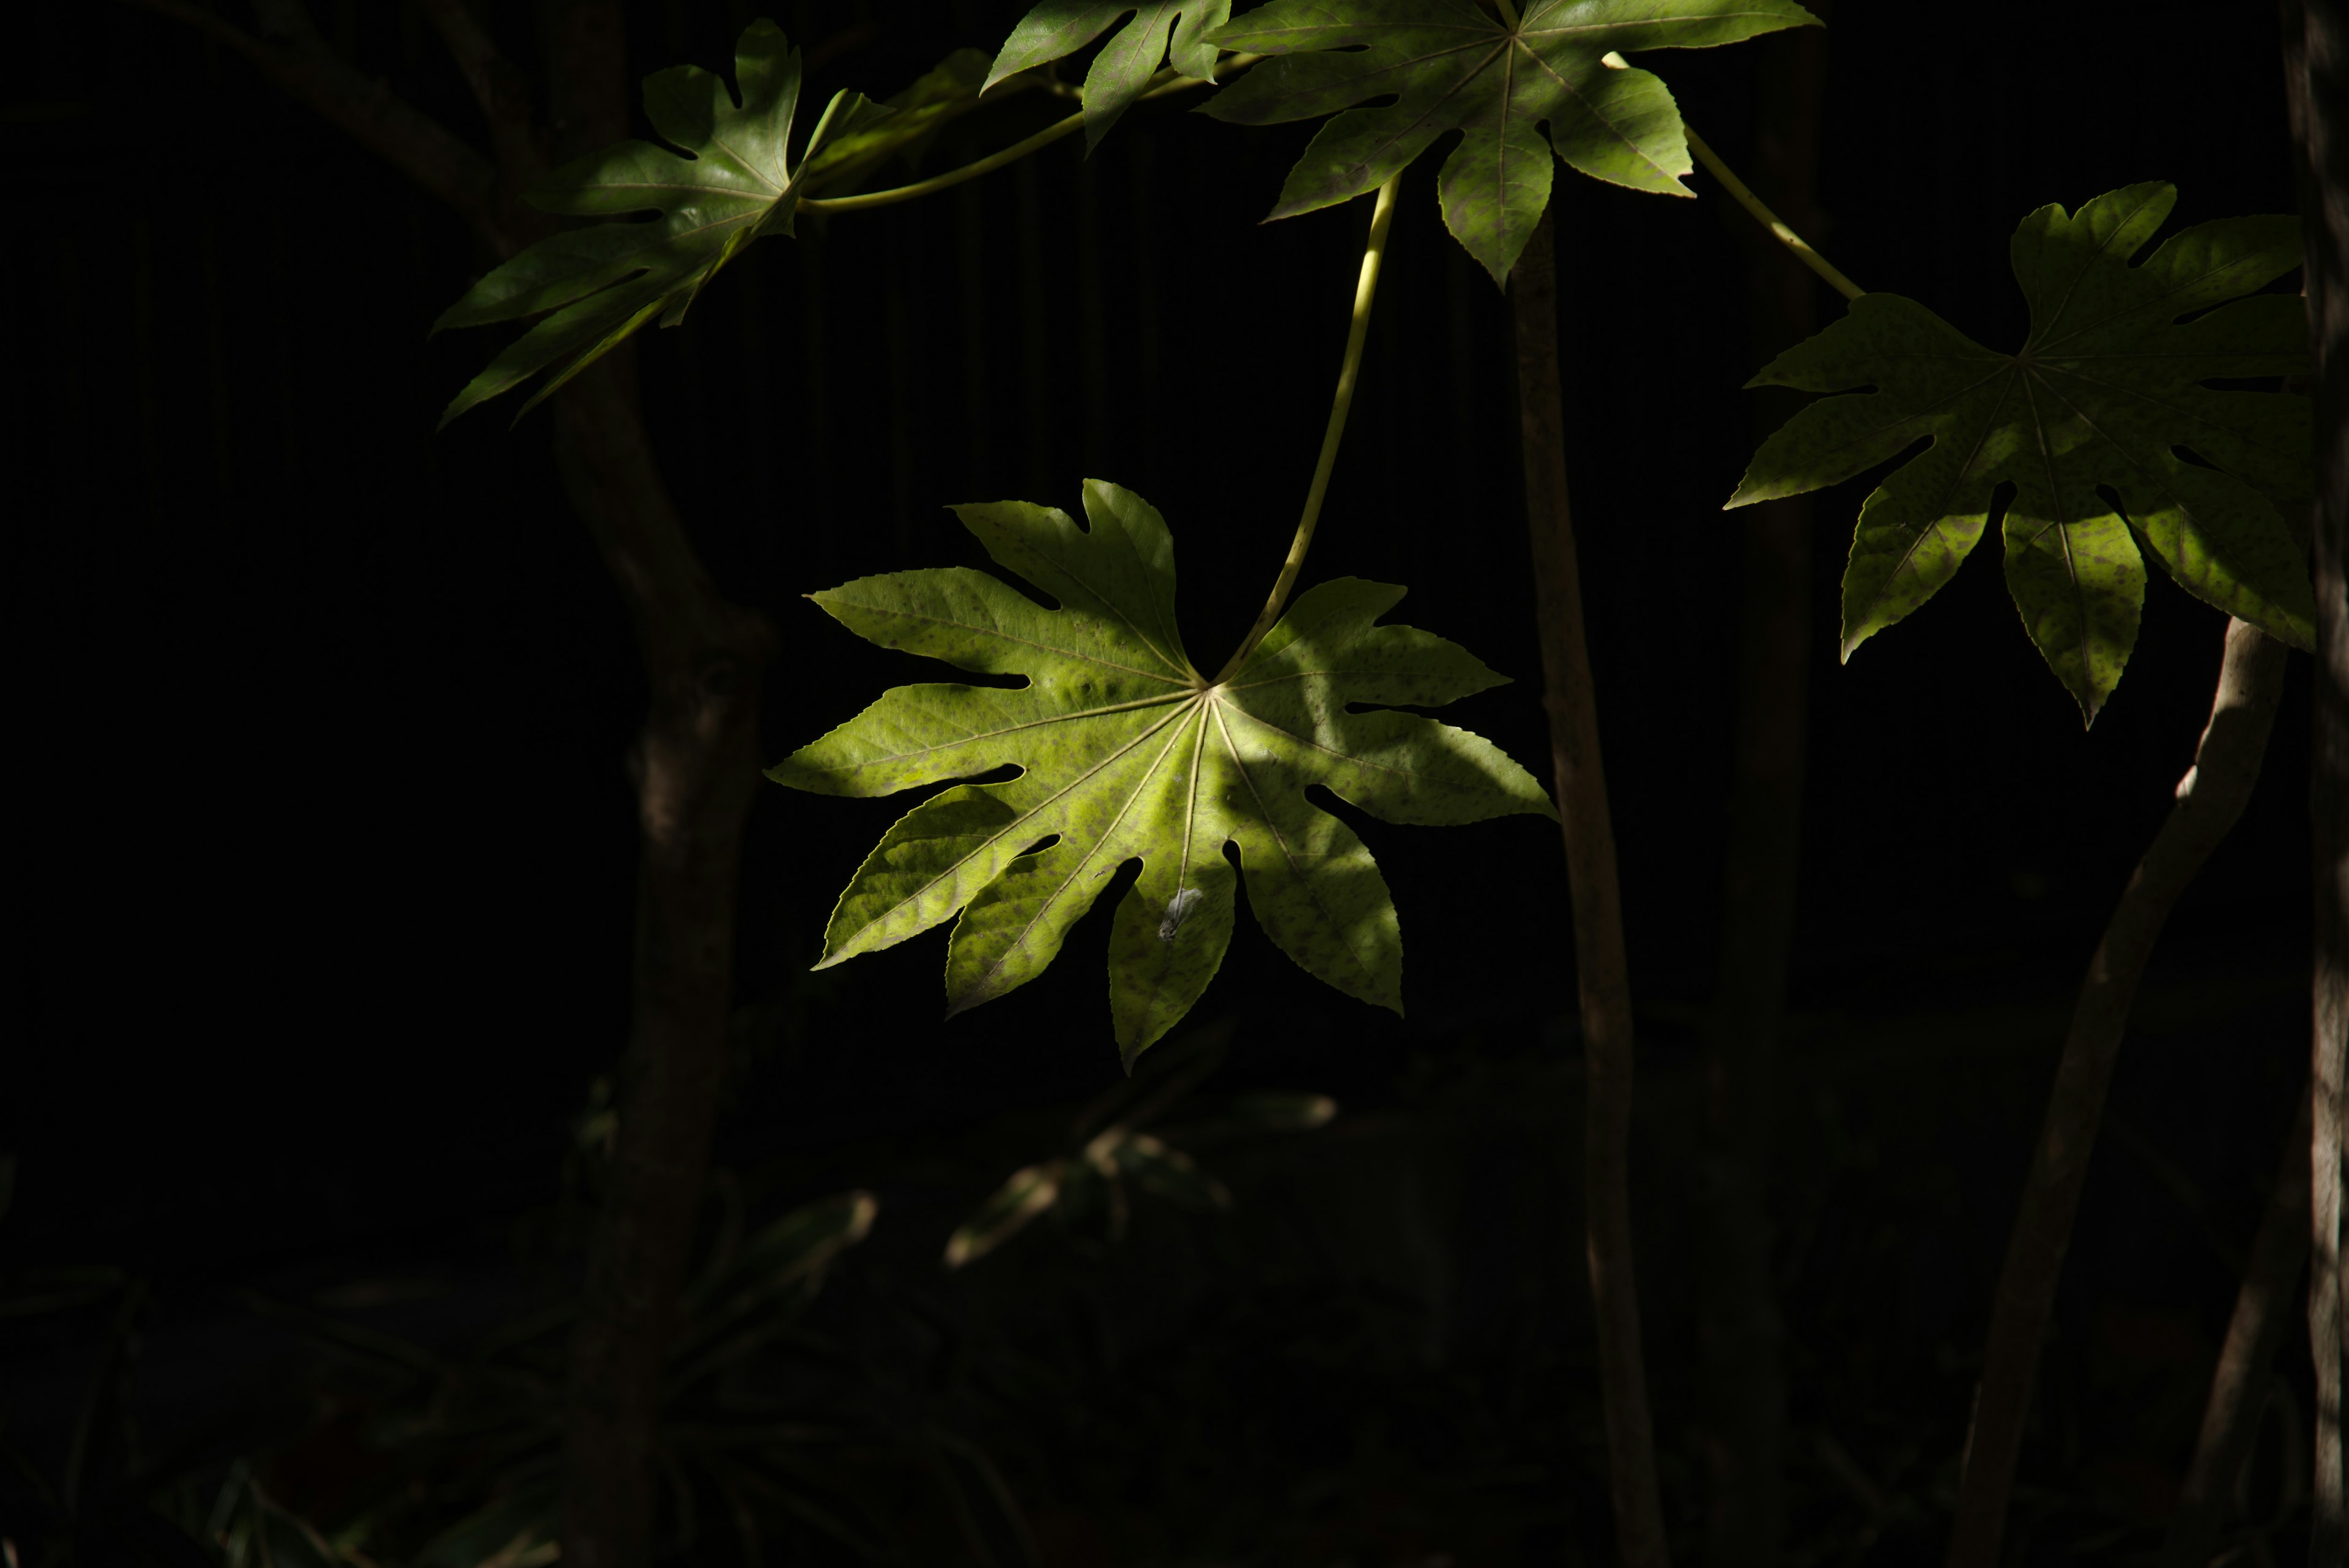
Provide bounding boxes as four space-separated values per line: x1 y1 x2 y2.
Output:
409 1483 560 1568
985 1 1231 149
433 21 888 426
1729 183 2313 723
1107 1130 1231 1209
1203 0 1817 280
1228 1090 1339 1129
683 1190 877 1348
802 48 996 188
944 1159 1067 1268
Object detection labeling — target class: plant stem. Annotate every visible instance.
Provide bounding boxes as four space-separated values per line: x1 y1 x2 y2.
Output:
1944 616 2292 1568
1594 52 1861 302
802 58 1253 216
803 109 1088 214
1215 173 1403 682
1685 127 1861 300
1511 200 1670 1568
2163 1083 2314 1568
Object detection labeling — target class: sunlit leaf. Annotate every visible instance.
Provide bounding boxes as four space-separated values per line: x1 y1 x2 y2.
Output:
984 1 1231 149
1201 0 1816 280
768 480 1554 1064
1729 183 2314 723
432 20 890 426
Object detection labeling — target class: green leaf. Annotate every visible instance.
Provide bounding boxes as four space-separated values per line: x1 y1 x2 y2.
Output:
681 1190 876 1347
945 1158 1067 1267
1201 0 1817 281
432 20 889 426
1729 183 2314 724
769 480 1554 1065
410 1484 560 1568
985 1 1233 150
1227 1090 1338 1129
1105 1129 1231 1209
801 48 996 188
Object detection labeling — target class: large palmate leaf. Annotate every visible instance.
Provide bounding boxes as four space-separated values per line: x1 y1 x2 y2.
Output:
1728 183 2314 724
432 20 893 426
768 481 1554 1064
1200 0 1817 281
984 1 1232 150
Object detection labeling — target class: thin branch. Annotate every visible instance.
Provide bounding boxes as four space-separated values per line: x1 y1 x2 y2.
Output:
1945 617 2294 1568
129 0 507 251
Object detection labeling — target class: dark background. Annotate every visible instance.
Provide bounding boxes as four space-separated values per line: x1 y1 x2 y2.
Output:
2 1 2324 1562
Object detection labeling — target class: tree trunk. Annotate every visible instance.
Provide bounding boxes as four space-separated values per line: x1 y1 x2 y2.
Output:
1694 18 1831 1564
1512 201 1672 1568
549 355 776 1568
125 7 784 1562
2280 0 2349 1556
1945 618 2293 1568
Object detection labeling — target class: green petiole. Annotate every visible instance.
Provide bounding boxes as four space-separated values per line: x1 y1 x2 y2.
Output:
802 56 1259 217
1214 171 1404 685
1598 49 1863 300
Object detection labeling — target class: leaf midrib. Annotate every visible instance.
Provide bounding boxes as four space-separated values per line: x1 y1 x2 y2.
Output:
829 693 1204 960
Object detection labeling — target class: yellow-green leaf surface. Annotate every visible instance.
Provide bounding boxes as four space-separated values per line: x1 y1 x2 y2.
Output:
1729 183 2314 724
1201 0 1817 281
432 20 892 426
768 481 1555 1065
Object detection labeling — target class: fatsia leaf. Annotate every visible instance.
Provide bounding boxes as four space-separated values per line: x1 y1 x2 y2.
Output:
768 480 1554 1065
1201 0 1817 281
800 48 996 188
432 20 892 426
1728 182 2314 724
984 1 1233 150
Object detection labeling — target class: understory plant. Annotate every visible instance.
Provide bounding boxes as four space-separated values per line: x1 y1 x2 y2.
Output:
133 0 2347 1563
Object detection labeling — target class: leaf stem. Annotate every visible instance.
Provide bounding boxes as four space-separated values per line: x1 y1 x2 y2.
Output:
1683 125 1862 300
1215 173 1403 683
802 109 1087 214
802 57 1255 216
1593 51 1861 300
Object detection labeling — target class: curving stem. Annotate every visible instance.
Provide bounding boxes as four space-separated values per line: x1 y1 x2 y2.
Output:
1945 616 2293 1568
1215 173 1404 682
